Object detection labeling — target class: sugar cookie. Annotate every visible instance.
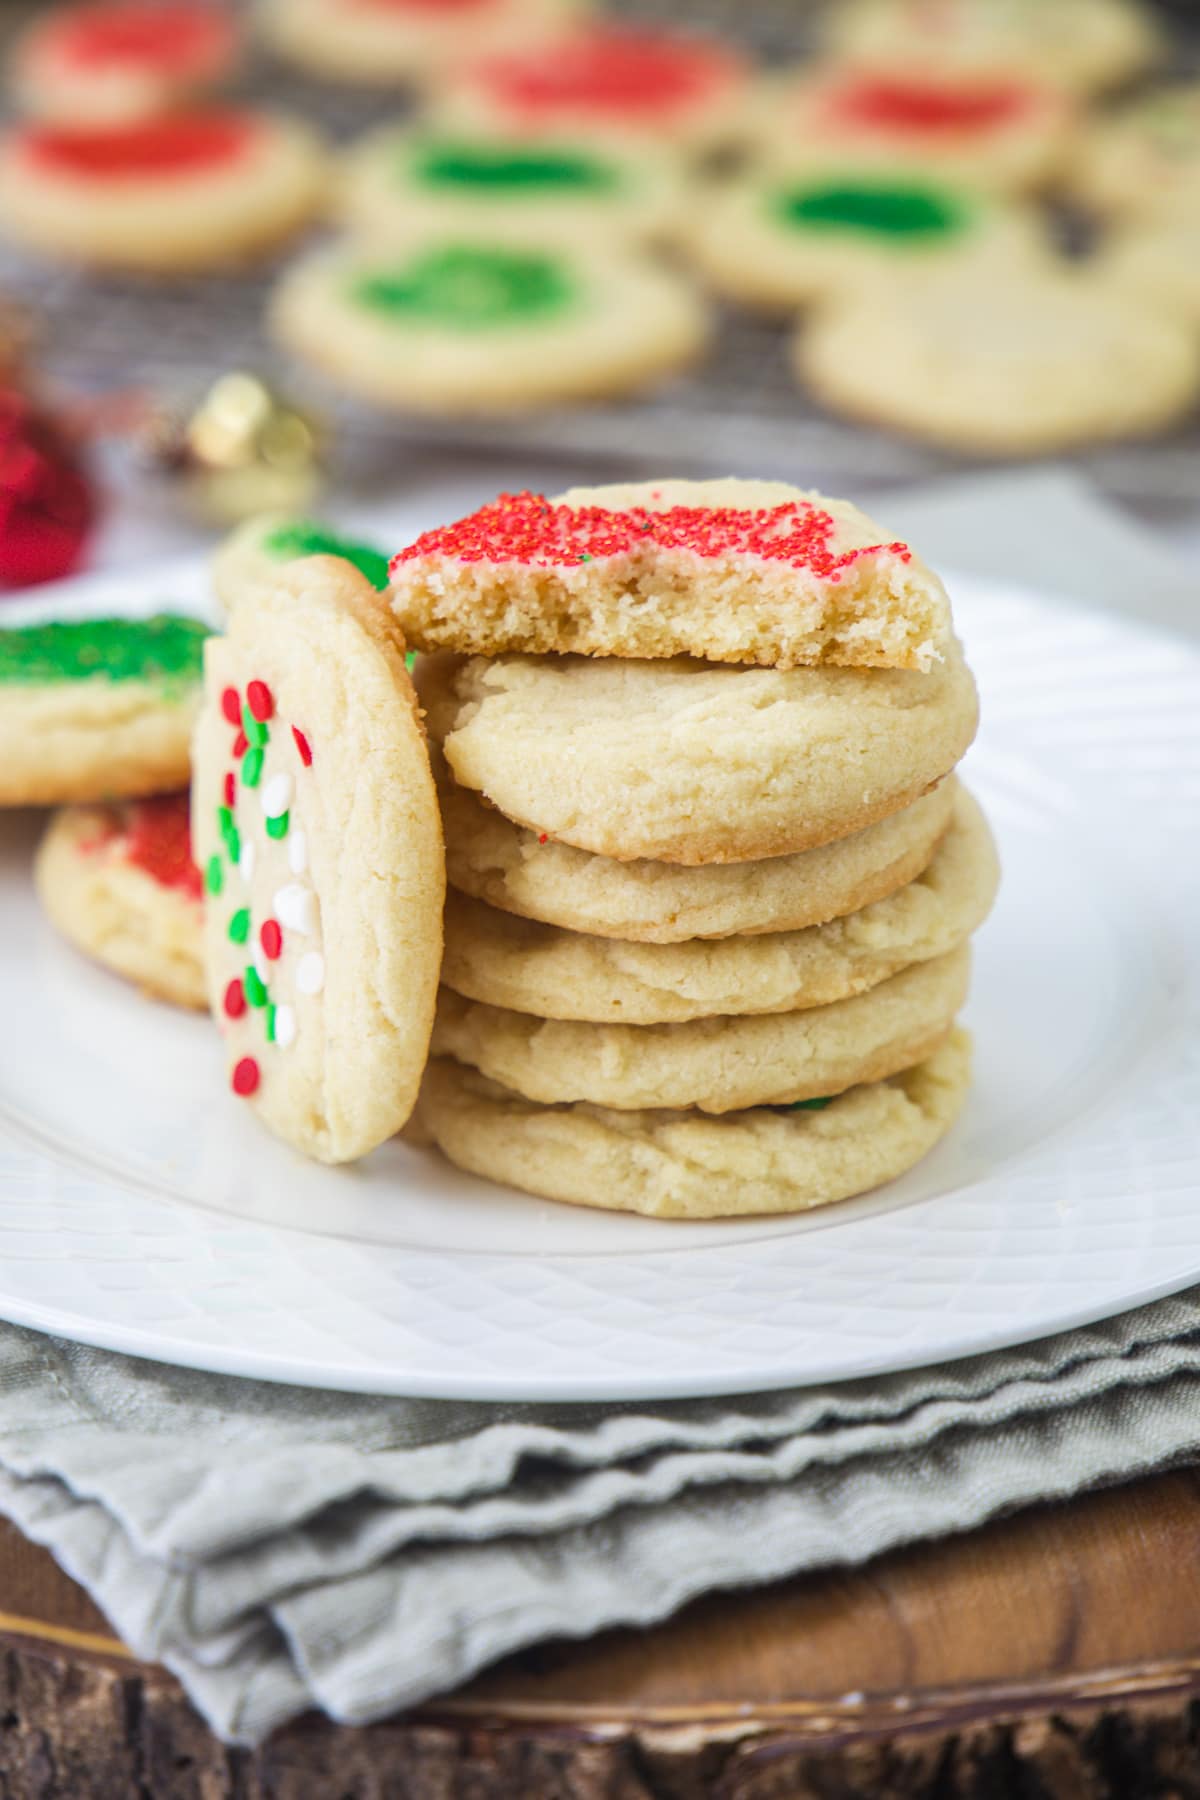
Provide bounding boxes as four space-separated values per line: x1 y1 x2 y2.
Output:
1099 217 1200 326
338 127 687 251
798 265 1200 455
192 558 444 1163
1070 84 1200 222
271 236 709 413
391 479 951 671
213 513 392 616
257 0 582 87
440 772 957 942
0 109 325 272
432 942 969 1113
418 645 978 863
419 1028 971 1218
11 2 239 125
35 792 205 1009
441 786 995 1023
0 613 208 807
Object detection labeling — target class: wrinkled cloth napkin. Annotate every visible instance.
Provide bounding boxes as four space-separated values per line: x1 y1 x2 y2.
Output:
5 1296 1200 1743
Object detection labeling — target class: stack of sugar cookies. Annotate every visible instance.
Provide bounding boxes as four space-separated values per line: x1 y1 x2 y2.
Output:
390 478 998 1220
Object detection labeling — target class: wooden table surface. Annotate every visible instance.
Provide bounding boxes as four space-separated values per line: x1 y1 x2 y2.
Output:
3 1469 1200 1797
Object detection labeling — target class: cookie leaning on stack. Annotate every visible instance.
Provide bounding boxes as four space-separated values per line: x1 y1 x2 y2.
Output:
391 478 997 1219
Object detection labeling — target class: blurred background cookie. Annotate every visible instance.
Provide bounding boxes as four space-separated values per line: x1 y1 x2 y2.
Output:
10 0 240 125
257 0 584 88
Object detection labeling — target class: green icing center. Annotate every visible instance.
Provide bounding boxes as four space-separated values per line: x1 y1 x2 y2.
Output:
351 247 575 329
263 521 391 591
0 614 209 688
409 140 619 197
773 181 968 240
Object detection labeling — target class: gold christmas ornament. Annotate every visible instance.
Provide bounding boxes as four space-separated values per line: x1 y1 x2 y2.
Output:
143 371 324 525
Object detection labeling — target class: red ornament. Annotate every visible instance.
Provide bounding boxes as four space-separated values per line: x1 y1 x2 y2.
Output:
246 678 274 722
221 685 241 725
223 977 246 1019
0 387 96 588
231 1055 259 1096
292 725 312 766
260 918 282 960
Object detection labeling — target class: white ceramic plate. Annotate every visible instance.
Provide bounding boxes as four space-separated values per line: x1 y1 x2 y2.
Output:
0 567 1196 1400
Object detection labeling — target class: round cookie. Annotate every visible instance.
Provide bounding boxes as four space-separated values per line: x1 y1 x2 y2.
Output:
819 0 1161 97
433 24 752 154
35 792 205 1010
192 558 444 1164
1099 218 1200 327
432 942 970 1114
1070 84 1200 222
440 772 958 943
257 0 582 87
797 265 1200 456
391 478 952 672
213 513 393 616
419 1028 972 1219
748 65 1075 198
271 236 709 414
0 613 208 807
441 786 996 1024
418 645 978 864
0 109 325 273
10 2 240 126
684 172 1045 311
337 127 687 252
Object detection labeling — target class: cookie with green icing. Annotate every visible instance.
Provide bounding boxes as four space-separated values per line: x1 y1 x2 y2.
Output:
213 512 392 616
338 127 687 250
685 171 1047 310
270 234 710 414
0 612 209 806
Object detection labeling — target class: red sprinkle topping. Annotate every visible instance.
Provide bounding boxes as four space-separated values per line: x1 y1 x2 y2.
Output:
20 111 258 180
470 27 742 121
44 4 237 76
246 678 274 722
223 977 246 1019
830 76 1031 135
232 1055 260 1097
292 726 313 766
122 793 202 899
232 729 248 757
392 491 911 580
538 833 548 844
221 685 241 726
260 918 282 960
223 770 236 808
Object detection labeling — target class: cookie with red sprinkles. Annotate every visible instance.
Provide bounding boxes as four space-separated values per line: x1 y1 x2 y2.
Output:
390 478 952 671
35 791 207 1009
192 556 444 1164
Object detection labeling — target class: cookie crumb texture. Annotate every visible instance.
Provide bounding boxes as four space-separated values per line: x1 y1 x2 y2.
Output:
192 561 444 1164
419 1029 972 1218
392 479 950 671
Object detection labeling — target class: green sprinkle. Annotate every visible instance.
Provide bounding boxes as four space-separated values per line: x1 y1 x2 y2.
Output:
265 811 289 841
351 246 575 330
217 804 234 836
789 1096 833 1111
265 1004 276 1044
204 855 223 897
228 907 250 945
0 614 209 691
242 747 263 788
579 553 593 562
244 966 268 1009
773 180 968 241
223 823 241 865
242 707 269 749
262 521 391 593
405 649 416 671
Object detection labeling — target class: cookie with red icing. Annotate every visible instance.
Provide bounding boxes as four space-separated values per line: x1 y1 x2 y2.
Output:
192 557 444 1164
10 2 239 126
35 791 206 1009
257 0 582 86
749 63 1076 196
0 108 325 271
390 479 952 671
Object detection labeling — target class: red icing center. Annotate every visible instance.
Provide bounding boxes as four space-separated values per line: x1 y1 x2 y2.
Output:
392 491 911 582
473 29 739 120
352 0 487 11
48 4 235 74
121 793 202 900
21 110 258 179
829 76 1030 135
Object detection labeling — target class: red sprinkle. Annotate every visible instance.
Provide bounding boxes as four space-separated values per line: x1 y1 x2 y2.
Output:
469 27 743 120
20 111 259 180
232 729 248 757
392 491 912 581
830 76 1030 135
538 833 548 844
221 685 241 726
246 679 274 722
260 918 282 960
122 793 202 900
231 1056 260 1097
223 770 236 808
223 977 246 1019
292 725 313 766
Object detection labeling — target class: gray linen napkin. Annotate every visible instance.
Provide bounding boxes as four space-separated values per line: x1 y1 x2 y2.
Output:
3 1295 1200 1742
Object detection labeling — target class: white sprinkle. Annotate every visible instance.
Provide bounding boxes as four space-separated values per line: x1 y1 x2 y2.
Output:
253 944 270 984
273 882 316 935
261 772 293 820
288 828 308 876
238 840 256 883
273 1004 296 1049
296 951 325 995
